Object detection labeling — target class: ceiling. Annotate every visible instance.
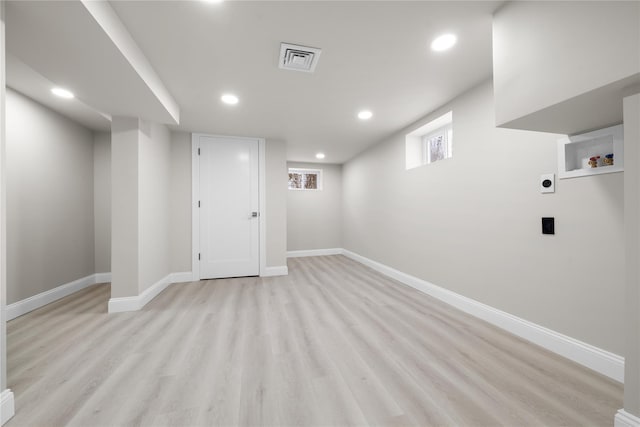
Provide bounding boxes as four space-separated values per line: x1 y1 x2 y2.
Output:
6 1 501 163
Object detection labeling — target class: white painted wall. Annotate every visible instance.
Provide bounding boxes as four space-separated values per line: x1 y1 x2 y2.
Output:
623 92 640 417
95 129 288 285
287 162 342 251
6 88 95 304
265 140 287 268
111 118 173 297
110 117 139 299
94 129 187 279
138 121 171 292
0 0 8 405
343 81 625 355
168 133 287 273
93 131 110 274
169 131 191 274
493 1 640 133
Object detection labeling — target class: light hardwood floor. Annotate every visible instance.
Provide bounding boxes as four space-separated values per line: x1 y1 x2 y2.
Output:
7 255 622 426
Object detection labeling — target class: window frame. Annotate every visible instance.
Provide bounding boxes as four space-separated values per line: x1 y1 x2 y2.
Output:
405 111 453 170
422 123 453 165
288 168 323 191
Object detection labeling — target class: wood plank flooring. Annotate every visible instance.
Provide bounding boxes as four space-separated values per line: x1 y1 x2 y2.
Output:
7 255 622 426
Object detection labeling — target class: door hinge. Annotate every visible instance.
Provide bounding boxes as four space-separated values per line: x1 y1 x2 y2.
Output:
198 148 201 155
198 200 201 208
198 253 201 261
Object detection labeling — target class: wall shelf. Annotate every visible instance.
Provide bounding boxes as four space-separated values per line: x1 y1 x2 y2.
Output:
558 124 623 179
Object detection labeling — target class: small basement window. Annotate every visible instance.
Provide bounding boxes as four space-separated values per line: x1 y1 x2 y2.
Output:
406 111 453 170
288 168 323 190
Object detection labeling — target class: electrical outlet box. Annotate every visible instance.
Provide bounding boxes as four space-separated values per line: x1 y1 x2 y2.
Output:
541 173 555 193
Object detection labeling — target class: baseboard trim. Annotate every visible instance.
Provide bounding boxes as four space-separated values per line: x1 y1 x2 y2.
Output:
261 266 289 277
615 409 640 427
108 274 170 313
6 273 106 320
94 272 112 283
340 249 624 383
1 389 15 425
287 248 343 258
107 271 195 313
169 271 193 284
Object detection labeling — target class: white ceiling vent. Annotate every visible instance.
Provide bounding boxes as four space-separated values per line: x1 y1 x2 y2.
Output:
279 43 322 73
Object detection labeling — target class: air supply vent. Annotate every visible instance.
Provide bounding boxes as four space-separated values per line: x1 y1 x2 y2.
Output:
279 43 322 73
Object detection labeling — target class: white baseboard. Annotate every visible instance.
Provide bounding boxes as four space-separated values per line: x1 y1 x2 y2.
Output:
340 249 625 383
261 266 289 277
287 248 343 258
107 271 194 313
108 274 170 313
616 409 640 427
1 389 15 425
6 273 108 320
94 272 112 283
169 271 193 284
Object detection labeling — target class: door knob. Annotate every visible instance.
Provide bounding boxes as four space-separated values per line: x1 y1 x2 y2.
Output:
251 212 259 218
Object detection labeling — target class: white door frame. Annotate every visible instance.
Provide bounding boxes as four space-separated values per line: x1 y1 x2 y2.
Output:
191 134 266 280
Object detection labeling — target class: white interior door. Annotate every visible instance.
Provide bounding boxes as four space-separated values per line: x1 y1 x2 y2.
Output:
198 136 259 279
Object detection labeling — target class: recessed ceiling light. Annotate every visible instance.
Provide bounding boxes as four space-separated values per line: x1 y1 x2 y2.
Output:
316 153 325 160
221 94 239 105
358 110 373 120
431 34 457 52
203 0 224 3
51 87 74 99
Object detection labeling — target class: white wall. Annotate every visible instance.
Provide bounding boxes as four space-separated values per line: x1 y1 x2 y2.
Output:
1 0 7 403
6 88 95 304
94 130 191 278
138 121 171 292
265 140 287 268
287 162 342 251
623 92 640 417
169 131 191 274
167 133 288 273
111 117 173 297
93 128 289 287
93 131 110 274
493 1 640 133
343 81 625 355
110 117 140 299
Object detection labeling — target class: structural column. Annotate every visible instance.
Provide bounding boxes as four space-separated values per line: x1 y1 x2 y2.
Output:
109 117 171 313
110 117 141 305
618 92 640 427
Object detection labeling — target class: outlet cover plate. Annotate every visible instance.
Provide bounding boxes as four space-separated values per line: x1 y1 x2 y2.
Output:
541 173 555 193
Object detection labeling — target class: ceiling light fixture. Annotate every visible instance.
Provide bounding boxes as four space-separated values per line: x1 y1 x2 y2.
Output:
358 110 373 120
51 87 74 99
431 34 457 52
316 153 326 160
221 94 239 105
203 0 224 3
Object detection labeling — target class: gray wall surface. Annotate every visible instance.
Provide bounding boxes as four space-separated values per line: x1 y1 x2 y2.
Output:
110 117 140 299
93 131 110 274
1 0 7 393
110 118 172 297
169 131 192 273
93 130 193 277
287 162 342 251
493 1 639 127
265 140 287 268
6 88 95 304
623 92 640 416
168 134 288 272
342 81 625 355
138 121 171 292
